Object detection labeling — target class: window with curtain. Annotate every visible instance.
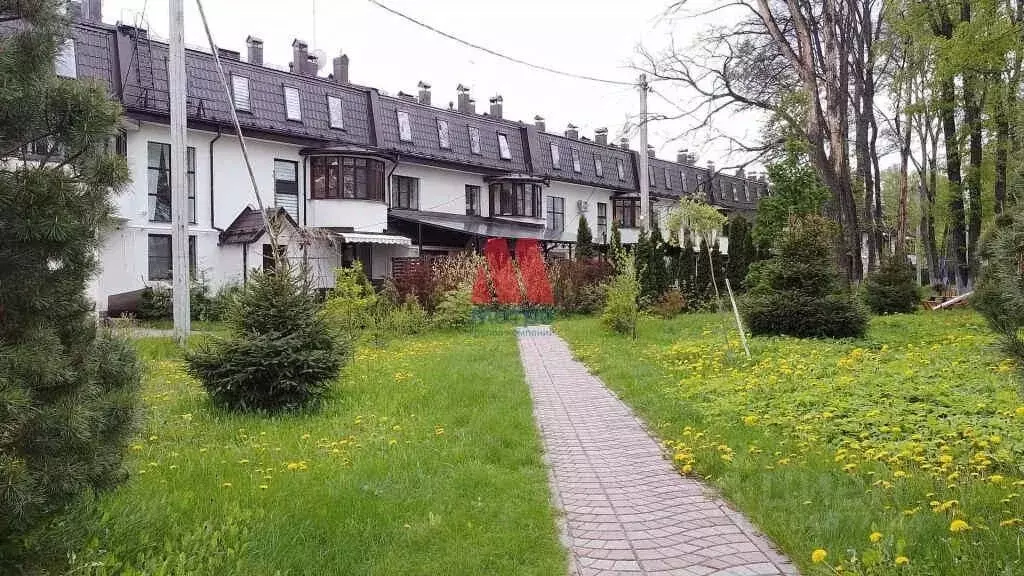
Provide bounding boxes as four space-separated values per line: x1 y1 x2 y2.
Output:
547 196 565 231
148 142 195 223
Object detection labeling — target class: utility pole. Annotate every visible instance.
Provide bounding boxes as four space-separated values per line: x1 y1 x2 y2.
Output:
638 73 650 232
169 0 191 343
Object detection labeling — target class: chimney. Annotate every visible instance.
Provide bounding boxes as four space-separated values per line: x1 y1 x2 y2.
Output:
306 53 319 75
218 48 240 61
332 53 349 84
620 137 630 150
736 167 745 179
534 115 546 132
677 149 689 164
292 39 309 76
468 98 477 114
489 95 503 119
457 84 472 114
417 81 431 105
565 123 579 140
594 127 608 146
706 160 715 174
647 145 656 158
246 36 263 66
398 91 416 101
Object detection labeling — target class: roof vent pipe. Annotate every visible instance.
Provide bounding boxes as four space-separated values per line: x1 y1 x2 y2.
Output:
619 137 630 150
457 84 472 114
534 115 546 132
565 123 579 140
594 127 608 146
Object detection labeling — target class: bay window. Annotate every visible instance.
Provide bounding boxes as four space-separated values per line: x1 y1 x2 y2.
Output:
309 156 385 201
488 182 543 218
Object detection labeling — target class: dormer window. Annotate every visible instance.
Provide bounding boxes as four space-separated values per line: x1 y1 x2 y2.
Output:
664 168 672 189
284 86 302 121
55 39 76 78
397 110 413 142
680 171 687 193
437 119 451 150
616 158 625 181
327 96 344 129
497 133 511 160
648 166 656 187
231 74 250 111
595 155 604 178
550 143 561 169
571 148 582 173
469 127 482 155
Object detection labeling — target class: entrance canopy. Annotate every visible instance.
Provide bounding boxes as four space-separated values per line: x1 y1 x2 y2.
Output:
333 231 411 246
389 209 563 241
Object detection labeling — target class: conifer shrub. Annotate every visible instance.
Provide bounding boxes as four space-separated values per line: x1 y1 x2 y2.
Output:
741 216 867 338
1 3 142 568
186 267 342 412
433 286 474 329
575 215 596 260
975 209 1024 371
601 256 640 337
863 255 920 314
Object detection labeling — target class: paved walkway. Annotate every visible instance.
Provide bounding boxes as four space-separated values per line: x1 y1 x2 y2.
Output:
516 327 796 576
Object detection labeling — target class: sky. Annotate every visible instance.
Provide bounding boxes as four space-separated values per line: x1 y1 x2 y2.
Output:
99 0 764 172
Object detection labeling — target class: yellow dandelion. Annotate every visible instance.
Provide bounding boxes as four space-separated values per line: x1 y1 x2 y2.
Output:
949 519 970 533
939 454 953 464
221 482 232 488
811 549 828 564
742 415 759 426
869 532 883 543
990 475 1005 485
895 556 910 566
259 484 269 490
130 444 143 452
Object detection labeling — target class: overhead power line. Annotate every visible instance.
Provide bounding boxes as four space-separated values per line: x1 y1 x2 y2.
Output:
365 0 634 87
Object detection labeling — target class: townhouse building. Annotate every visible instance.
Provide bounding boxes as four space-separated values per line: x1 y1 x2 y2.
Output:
3 4 769 315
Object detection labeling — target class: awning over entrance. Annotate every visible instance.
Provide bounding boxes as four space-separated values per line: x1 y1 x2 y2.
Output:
335 231 412 246
389 209 563 241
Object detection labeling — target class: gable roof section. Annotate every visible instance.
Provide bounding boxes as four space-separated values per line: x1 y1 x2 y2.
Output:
219 206 298 244
378 96 529 173
115 25 374 146
533 132 637 192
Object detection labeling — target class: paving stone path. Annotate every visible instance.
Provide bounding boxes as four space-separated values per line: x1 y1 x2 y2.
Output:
517 326 796 576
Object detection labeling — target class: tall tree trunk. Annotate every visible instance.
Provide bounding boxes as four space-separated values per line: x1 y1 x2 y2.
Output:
963 73 983 282
995 90 1009 214
940 76 968 290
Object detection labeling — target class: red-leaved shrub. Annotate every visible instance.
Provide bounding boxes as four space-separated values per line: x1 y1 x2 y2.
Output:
484 238 520 305
515 239 554 306
471 264 492 305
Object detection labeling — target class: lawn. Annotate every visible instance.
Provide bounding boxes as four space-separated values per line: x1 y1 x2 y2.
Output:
557 310 1024 576
73 325 565 575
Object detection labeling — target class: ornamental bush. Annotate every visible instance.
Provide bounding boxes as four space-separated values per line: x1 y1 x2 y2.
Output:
975 208 1024 371
433 286 474 329
187 266 343 412
741 215 867 338
549 259 615 314
863 255 920 314
601 256 640 337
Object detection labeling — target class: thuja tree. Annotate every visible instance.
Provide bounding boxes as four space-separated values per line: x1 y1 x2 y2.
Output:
575 214 595 260
741 215 868 338
725 215 756 289
637 220 670 304
608 220 625 269
0 2 141 569
668 198 727 308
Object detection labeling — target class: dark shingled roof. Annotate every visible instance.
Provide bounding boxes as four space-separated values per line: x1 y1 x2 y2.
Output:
533 132 638 192
0 18 769 211
219 206 297 244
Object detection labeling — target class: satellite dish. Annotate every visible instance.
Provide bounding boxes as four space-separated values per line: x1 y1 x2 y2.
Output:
311 49 328 72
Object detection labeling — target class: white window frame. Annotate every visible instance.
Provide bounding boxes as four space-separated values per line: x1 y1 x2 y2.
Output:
571 147 582 173
616 158 626 181
327 96 344 129
550 142 561 169
595 155 604 178
397 110 413 142
231 74 251 111
469 126 482 155
437 118 451 150
497 133 511 160
664 168 672 189
283 86 302 121
55 39 77 78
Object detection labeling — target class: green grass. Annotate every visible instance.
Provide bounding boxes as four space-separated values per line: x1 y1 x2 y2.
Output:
557 310 1024 576
74 326 565 575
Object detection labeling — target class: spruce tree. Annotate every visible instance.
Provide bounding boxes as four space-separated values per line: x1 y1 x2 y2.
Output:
0 2 141 569
575 214 595 260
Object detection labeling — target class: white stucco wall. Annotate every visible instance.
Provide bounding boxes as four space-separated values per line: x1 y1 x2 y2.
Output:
543 181 614 244
391 163 489 216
